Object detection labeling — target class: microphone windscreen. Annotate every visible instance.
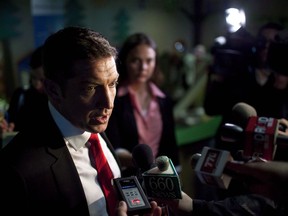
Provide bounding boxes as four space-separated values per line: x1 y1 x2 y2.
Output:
231 102 257 128
132 144 154 172
190 153 201 169
155 156 169 171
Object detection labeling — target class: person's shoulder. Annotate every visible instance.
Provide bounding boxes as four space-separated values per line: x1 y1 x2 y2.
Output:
11 87 27 97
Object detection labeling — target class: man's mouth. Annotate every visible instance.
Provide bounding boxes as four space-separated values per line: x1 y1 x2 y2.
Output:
91 115 109 124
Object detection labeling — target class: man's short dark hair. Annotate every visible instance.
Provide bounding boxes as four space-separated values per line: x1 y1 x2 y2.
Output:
42 26 117 86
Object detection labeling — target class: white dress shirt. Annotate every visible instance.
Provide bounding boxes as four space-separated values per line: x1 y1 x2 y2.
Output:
48 102 121 216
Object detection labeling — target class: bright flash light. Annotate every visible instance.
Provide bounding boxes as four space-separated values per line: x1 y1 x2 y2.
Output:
215 36 226 45
225 8 246 33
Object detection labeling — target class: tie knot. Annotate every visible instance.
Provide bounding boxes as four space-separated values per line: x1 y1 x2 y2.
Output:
88 133 101 149
89 133 99 142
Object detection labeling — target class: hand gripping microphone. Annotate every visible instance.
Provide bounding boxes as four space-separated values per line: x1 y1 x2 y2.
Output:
221 102 288 160
192 146 235 189
191 147 288 191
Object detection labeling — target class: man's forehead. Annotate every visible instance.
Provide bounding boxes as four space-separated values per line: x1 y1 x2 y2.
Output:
73 57 115 70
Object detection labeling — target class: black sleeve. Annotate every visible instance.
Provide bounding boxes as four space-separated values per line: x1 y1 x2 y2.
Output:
192 194 281 216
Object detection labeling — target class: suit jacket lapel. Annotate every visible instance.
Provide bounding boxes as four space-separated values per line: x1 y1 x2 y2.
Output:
44 108 90 214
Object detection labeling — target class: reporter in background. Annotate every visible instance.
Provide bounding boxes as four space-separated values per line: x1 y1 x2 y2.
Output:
251 22 284 87
1 46 47 142
105 33 179 175
246 29 288 120
203 22 255 118
6 45 48 132
204 22 284 121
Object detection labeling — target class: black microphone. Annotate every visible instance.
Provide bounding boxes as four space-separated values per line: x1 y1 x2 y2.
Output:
132 144 155 179
130 143 157 197
221 102 288 160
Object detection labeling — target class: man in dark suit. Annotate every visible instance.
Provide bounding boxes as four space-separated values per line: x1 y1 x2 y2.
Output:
0 27 122 215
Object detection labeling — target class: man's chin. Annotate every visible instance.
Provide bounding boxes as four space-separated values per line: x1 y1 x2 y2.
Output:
91 124 107 133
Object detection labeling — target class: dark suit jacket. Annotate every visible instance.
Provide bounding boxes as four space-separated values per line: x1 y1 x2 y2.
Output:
105 93 179 168
0 105 120 216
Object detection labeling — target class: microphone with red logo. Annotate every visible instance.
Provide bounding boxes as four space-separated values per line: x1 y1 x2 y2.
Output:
191 146 236 189
191 146 288 197
221 102 288 160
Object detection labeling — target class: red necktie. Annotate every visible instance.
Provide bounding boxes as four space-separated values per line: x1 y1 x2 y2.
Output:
89 133 117 216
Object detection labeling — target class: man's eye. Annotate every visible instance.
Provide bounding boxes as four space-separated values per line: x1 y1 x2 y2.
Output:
110 81 119 88
87 86 95 91
83 86 96 94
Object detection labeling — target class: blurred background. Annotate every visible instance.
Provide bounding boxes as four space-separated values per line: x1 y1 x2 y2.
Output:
0 0 287 101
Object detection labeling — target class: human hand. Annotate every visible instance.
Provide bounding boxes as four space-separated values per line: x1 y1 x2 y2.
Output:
0 119 15 133
278 118 288 136
225 159 288 201
155 191 193 216
116 200 162 216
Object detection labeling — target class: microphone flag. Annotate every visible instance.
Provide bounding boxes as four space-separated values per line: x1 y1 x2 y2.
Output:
142 157 182 199
194 146 233 189
244 116 278 160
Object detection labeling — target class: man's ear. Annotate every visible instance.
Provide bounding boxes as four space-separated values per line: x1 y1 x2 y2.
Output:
43 79 63 104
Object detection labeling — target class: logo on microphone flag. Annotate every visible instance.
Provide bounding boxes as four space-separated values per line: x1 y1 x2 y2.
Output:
195 147 232 189
244 116 278 160
142 158 182 199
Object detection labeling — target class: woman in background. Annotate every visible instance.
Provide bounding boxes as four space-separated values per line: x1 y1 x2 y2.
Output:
105 33 179 175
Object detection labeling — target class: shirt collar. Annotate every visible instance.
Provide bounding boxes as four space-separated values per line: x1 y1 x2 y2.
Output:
48 101 90 151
